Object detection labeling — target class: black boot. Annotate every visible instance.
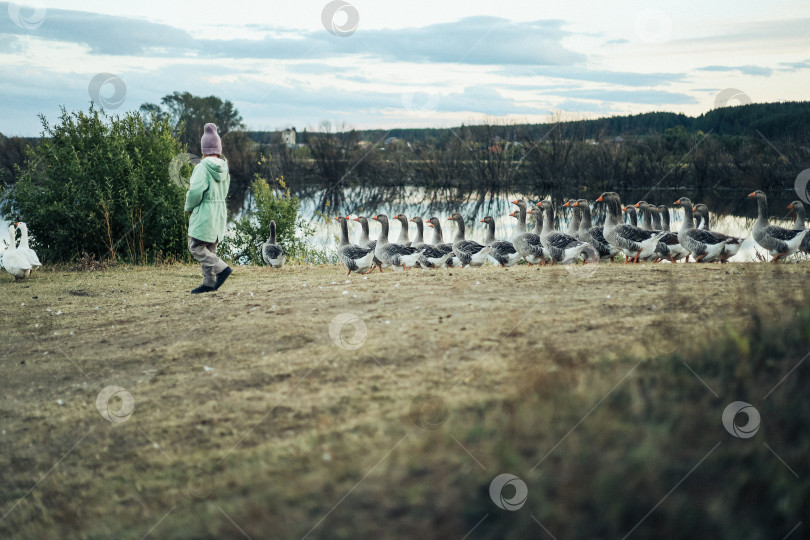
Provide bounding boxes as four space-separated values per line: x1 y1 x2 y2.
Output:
214 267 232 290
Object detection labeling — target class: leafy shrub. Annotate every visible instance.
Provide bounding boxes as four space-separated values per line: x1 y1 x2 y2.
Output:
220 172 333 265
1 106 188 263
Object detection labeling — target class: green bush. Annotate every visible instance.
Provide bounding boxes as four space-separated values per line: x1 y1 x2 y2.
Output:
1 106 188 263
220 172 333 265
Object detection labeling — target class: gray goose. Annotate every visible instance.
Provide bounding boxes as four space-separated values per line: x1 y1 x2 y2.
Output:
655 204 690 262
480 216 521 267
393 214 413 247
351 215 383 272
673 197 729 262
447 213 492 267
426 217 462 267
692 203 742 262
573 199 619 261
623 205 638 227
410 216 452 268
334 216 376 275
596 192 663 263
372 214 424 271
262 220 286 268
787 201 806 230
747 190 809 262
509 199 545 265
632 201 662 261
562 201 581 237
537 200 593 264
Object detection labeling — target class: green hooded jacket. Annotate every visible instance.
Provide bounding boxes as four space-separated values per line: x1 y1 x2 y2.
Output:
184 157 230 243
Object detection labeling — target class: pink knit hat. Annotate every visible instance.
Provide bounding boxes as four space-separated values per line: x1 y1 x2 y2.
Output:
201 123 222 155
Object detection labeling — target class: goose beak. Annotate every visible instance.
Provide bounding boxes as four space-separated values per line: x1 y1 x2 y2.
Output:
787 203 794 209
372 215 379 220
510 199 518 204
352 217 359 221
692 206 697 211
674 200 681 205
333 217 339 221
572 201 579 207
747 192 756 197
427 223 434 228
596 196 604 202
633 202 640 208
563 202 569 207
480 218 486 222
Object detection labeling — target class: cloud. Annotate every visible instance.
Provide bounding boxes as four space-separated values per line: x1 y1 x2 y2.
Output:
501 66 685 87
549 88 698 105
697 65 773 77
0 5 583 67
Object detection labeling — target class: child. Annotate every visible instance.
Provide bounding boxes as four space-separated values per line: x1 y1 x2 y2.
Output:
185 123 232 294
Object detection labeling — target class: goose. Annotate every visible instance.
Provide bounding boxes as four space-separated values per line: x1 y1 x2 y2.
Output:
426 217 462 267
537 200 594 265
632 202 663 261
623 205 638 227
573 199 619 262
787 201 806 230
350 215 383 272
372 214 424 271
747 190 809 262
562 201 581 237
510 199 545 265
410 216 452 268
14 222 41 271
655 205 690 262
480 216 521 267
3 224 31 281
447 213 491 267
691 204 743 262
673 197 729 263
261 220 286 268
334 216 376 275
393 214 412 247
596 193 663 263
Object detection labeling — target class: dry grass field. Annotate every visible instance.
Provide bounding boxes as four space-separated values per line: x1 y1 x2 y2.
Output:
1 261 808 539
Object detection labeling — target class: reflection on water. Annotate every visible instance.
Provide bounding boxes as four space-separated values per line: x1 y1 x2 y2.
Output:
255 185 805 263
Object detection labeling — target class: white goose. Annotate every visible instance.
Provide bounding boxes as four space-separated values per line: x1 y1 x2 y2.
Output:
15 222 42 271
3 224 32 281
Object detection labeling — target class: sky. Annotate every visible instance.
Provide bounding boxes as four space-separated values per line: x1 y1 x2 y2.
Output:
0 0 808 136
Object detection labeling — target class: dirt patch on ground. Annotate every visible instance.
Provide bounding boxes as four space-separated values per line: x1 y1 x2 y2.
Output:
0 261 807 537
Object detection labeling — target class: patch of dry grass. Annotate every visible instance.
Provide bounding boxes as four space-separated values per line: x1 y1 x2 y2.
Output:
0 261 808 538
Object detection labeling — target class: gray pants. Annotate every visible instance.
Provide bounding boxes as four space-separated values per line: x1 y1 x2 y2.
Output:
188 236 228 287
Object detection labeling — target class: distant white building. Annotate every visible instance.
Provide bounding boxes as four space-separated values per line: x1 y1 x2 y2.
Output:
281 129 296 147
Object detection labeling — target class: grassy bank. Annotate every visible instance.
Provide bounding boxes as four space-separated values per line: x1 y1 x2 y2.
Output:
1 262 808 538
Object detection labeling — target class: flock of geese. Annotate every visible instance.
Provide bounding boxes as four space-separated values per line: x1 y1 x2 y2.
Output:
2 191 808 281
332 191 810 275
